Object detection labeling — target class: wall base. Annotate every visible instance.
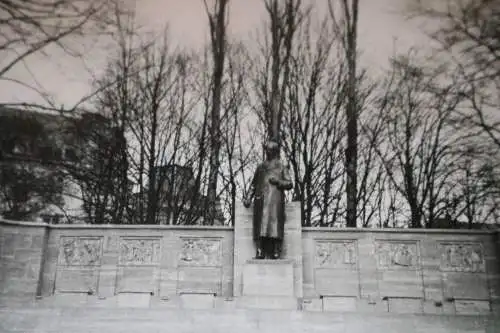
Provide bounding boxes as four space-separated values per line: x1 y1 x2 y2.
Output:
0 305 497 333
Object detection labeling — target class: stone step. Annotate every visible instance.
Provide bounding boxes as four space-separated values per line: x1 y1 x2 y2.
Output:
237 295 299 310
33 294 300 311
0 306 498 333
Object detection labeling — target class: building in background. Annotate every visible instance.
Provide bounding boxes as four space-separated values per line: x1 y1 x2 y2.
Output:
0 106 76 222
131 164 225 225
1 105 225 225
0 105 126 223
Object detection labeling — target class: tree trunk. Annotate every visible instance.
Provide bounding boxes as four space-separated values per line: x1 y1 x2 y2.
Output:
206 0 228 225
344 0 359 228
146 109 158 225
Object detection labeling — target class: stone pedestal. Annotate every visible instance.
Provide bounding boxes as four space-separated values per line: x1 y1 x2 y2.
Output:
233 201 302 309
233 201 303 299
239 259 298 309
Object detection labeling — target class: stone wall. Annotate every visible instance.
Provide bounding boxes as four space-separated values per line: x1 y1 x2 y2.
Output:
1 216 500 317
0 220 48 305
0 220 234 306
302 228 500 315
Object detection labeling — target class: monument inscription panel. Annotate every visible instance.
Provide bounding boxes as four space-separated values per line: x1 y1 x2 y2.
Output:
55 268 99 293
117 237 161 293
313 240 359 296
55 236 103 293
375 240 422 298
242 259 294 297
177 266 222 294
440 242 488 301
177 237 223 294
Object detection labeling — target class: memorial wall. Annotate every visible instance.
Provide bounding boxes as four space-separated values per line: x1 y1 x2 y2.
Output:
1 202 499 316
301 228 499 314
0 221 234 307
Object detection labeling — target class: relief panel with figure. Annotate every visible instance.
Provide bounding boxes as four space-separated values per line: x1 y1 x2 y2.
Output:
58 237 103 266
440 242 485 273
119 238 161 266
376 241 419 269
179 238 222 267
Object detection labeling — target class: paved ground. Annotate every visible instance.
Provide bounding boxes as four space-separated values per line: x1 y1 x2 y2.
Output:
0 306 498 333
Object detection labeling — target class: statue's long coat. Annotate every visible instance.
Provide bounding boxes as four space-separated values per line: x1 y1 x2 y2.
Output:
251 159 292 241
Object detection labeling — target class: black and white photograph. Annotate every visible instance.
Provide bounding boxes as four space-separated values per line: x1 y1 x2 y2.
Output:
0 0 499 332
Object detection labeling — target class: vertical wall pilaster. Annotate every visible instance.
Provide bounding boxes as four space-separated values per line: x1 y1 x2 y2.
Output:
0 221 49 304
283 202 303 299
97 234 119 298
233 202 254 297
357 232 379 301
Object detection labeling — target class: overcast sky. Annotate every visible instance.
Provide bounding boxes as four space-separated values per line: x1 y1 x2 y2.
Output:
0 0 431 107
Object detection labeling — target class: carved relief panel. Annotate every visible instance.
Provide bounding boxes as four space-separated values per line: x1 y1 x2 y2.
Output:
440 242 485 273
119 238 161 266
179 238 222 267
314 240 357 268
56 236 103 293
313 240 359 296
376 241 419 269
58 237 103 266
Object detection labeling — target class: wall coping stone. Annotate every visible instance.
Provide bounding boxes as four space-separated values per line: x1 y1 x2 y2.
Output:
302 227 498 235
0 219 233 231
0 219 49 228
1 218 497 234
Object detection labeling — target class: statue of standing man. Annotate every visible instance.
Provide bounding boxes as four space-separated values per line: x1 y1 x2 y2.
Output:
243 141 293 259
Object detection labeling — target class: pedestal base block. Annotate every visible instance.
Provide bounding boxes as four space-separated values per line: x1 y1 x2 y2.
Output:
240 259 297 309
242 259 294 296
236 295 298 310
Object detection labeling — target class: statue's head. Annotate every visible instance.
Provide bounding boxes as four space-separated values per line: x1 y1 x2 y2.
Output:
264 140 279 160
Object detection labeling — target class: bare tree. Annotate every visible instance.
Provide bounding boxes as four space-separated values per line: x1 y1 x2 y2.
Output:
130 36 197 225
63 112 128 224
217 43 257 225
0 0 127 104
408 0 500 149
374 54 461 228
281 13 347 226
0 4 133 224
250 0 306 148
442 144 500 227
357 86 387 228
328 0 360 227
89 18 200 225
204 0 229 225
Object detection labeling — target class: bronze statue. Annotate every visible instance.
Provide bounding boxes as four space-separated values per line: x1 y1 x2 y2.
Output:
243 141 293 259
